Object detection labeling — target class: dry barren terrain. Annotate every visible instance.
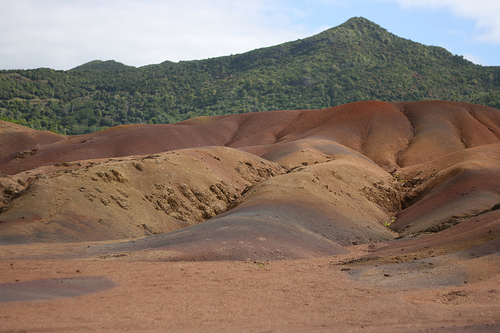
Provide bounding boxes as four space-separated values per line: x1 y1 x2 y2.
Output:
0 100 499 332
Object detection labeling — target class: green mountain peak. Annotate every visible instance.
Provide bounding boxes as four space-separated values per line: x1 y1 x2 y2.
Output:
71 60 134 71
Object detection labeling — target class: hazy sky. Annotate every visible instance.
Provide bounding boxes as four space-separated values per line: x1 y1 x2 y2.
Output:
1 0 499 70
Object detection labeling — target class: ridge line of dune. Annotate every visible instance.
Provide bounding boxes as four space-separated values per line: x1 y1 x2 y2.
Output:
393 102 414 169
224 113 259 147
273 110 312 144
467 105 500 142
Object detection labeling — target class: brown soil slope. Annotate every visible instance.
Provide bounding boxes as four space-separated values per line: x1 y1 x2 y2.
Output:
0 100 498 261
0 121 64 164
0 147 286 244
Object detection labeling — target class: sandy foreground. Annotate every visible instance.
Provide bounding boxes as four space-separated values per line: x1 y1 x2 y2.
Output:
0 242 499 332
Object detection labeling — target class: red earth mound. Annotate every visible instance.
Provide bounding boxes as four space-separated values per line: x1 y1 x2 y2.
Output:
1 100 498 175
0 121 64 166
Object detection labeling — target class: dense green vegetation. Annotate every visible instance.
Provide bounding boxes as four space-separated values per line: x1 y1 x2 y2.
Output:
1 17 499 135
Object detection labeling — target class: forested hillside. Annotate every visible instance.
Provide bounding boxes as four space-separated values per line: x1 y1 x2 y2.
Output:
1 17 499 135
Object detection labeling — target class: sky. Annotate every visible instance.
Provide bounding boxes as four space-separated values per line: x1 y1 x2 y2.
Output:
1 0 499 70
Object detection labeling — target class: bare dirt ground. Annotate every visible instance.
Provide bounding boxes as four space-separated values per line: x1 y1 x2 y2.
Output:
0 101 499 332
0 248 498 332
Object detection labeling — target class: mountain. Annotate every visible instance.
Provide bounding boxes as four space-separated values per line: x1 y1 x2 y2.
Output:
71 60 135 71
0 17 499 135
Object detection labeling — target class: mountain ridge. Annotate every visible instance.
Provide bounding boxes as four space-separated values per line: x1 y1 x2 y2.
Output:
71 60 135 71
0 17 499 135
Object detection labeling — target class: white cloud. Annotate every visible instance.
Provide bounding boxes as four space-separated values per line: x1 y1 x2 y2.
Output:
0 0 309 69
463 53 486 65
395 0 500 44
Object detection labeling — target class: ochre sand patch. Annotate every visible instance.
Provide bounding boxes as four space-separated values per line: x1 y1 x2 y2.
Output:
0 100 499 331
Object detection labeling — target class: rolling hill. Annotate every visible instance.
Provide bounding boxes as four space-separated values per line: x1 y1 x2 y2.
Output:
1 100 498 257
0 100 499 331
